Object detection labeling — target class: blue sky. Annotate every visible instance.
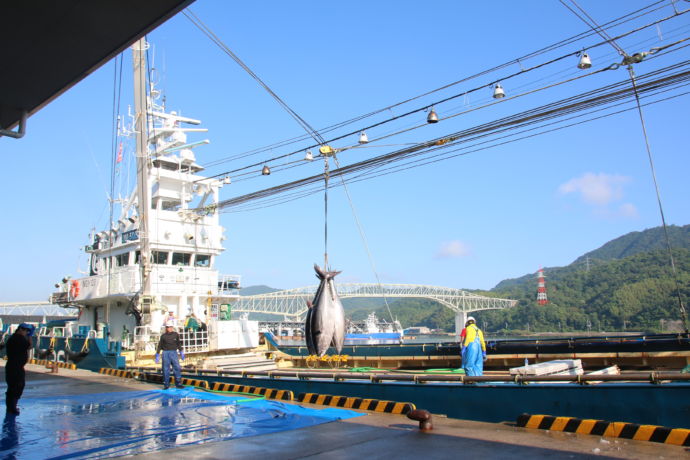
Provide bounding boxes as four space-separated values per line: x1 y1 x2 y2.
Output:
1 1 689 301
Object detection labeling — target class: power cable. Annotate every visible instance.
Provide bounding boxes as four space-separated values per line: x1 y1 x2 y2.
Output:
200 0 672 170
202 9 690 181
212 62 690 211
198 2 690 177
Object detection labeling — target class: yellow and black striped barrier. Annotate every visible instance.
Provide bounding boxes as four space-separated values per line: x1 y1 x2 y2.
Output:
99 368 133 378
31 359 77 370
209 382 293 400
181 377 210 389
516 414 690 446
298 393 415 415
137 372 210 389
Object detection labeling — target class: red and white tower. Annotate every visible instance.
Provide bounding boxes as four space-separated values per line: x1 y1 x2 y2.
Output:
536 267 548 305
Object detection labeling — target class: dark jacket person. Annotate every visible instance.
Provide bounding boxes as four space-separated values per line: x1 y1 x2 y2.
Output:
5 323 35 415
155 323 185 389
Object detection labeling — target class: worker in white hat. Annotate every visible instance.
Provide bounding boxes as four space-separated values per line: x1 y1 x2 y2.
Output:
155 322 185 389
460 316 486 376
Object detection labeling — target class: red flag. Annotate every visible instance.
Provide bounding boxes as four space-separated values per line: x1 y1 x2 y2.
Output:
116 142 123 163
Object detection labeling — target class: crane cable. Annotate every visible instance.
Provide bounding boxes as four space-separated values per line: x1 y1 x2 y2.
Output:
628 66 688 334
182 9 325 146
331 154 396 324
561 0 689 333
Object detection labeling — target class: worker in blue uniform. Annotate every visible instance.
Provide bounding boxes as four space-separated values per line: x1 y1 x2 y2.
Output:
155 322 185 389
460 316 486 376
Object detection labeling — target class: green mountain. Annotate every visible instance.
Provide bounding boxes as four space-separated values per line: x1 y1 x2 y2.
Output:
239 285 281 296
483 247 690 334
573 224 690 264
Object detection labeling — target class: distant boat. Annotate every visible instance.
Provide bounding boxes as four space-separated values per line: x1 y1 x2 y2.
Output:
345 312 403 344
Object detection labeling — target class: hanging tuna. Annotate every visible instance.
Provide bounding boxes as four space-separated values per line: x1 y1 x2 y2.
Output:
305 264 345 356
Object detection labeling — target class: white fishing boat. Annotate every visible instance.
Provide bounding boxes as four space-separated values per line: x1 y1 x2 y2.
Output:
345 312 403 344
48 38 258 368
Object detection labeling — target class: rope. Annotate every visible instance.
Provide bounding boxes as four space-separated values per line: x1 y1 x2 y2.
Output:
323 157 329 269
347 366 465 374
331 155 395 324
626 65 689 334
560 0 627 56
183 9 325 146
80 338 89 353
195 386 266 402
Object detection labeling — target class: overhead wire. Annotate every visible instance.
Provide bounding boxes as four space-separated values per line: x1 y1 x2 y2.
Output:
214 61 690 211
210 34 690 190
198 1 685 177
560 0 689 335
200 0 673 171
222 83 690 214
217 38 690 191
202 7 690 182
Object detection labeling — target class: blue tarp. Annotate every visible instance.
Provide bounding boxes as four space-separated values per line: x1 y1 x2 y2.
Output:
0 388 363 459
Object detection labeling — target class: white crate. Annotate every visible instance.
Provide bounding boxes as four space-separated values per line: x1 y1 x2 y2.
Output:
509 359 583 376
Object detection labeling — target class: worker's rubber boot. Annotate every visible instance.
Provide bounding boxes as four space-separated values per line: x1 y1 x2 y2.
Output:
6 398 19 415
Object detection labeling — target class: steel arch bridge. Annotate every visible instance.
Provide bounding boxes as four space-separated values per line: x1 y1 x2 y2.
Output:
0 302 77 317
232 283 517 334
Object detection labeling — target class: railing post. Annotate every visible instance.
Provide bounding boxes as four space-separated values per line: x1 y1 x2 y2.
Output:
455 311 467 341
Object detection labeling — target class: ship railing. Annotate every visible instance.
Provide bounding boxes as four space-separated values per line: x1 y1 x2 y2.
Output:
180 330 209 353
134 326 159 353
50 327 66 337
218 274 241 296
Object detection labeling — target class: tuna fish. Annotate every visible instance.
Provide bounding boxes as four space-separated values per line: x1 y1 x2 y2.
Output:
305 264 345 356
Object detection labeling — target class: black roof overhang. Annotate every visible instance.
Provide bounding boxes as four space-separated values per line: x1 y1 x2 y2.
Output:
0 0 195 135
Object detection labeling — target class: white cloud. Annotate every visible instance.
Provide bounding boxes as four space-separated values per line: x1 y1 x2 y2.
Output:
617 203 639 218
435 240 471 259
558 172 631 205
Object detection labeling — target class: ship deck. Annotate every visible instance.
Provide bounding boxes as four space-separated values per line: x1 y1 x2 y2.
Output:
0 363 686 459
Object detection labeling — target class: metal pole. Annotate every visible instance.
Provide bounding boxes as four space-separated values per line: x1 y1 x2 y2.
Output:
132 39 151 297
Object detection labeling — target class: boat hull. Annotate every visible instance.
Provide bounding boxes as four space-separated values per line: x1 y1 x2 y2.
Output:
33 335 125 371
266 332 690 369
167 371 690 427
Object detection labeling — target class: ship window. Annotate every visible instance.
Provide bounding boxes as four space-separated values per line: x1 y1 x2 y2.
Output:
172 252 191 266
115 253 130 267
195 254 211 267
152 251 169 264
161 200 181 211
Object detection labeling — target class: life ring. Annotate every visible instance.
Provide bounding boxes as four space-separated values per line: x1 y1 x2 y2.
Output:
70 280 80 298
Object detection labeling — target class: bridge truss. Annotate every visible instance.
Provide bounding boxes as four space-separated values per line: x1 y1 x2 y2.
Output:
0 302 77 317
232 283 517 324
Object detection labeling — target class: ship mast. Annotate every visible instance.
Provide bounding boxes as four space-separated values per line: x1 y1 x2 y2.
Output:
132 38 152 297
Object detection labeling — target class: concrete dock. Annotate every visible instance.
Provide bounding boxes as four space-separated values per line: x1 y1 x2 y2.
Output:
1 363 687 459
